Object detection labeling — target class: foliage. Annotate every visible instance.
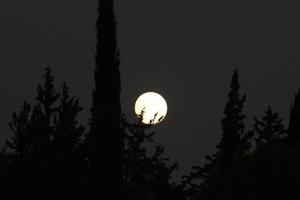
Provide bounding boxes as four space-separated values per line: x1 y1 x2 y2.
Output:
4 67 85 200
122 115 178 200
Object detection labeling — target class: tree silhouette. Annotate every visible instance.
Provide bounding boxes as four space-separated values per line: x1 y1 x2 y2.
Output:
180 70 251 200
285 88 300 199
7 102 33 157
6 67 58 199
217 70 248 165
52 83 84 165
254 106 285 148
33 66 59 175
250 106 287 200
5 64 300 200
86 0 123 198
212 70 251 200
50 83 86 199
4 0 300 197
7 67 59 162
288 89 300 145
6 67 86 200
0 146 13 200
122 116 178 200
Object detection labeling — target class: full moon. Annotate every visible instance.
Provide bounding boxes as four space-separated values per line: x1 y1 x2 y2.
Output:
134 92 168 125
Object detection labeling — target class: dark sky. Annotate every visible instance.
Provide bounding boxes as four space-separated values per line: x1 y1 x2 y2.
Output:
1 0 300 178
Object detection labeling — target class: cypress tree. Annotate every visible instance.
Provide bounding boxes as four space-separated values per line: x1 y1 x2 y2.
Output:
286 89 300 199
288 89 300 144
87 0 123 198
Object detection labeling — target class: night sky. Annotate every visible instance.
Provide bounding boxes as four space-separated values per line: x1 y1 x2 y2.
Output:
1 0 300 178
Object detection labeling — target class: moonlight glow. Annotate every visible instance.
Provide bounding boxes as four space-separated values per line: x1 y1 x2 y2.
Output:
134 92 168 125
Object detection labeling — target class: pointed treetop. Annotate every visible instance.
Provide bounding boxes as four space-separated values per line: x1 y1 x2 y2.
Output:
289 88 300 131
231 69 240 90
254 106 285 147
36 66 60 109
218 70 248 163
225 70 246 116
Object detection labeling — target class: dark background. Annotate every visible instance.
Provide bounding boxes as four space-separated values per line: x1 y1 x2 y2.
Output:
1 0 300 178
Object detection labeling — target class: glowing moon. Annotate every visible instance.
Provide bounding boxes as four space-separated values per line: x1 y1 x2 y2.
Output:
134 92 168 125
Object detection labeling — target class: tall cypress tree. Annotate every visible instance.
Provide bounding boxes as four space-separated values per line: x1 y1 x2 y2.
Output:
87 0 123 198
286 89 300 199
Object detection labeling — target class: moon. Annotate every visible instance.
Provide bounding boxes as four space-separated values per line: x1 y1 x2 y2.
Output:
134 92 168 125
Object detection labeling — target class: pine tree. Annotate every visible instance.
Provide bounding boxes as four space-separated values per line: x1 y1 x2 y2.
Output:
8 67 59 162
6 67 59 199
216 70 248 166
7 102 33 157
87 0 123 198
213 70 250 200
33 67 59 177
53 83 85 163
254 106 285 148
7 67 86 199
251 107 287 200
51 83 86 199
180 70 250 200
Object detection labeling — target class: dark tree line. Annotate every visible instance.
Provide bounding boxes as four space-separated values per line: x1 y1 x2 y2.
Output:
179 71 300 200
1 0 300 199
0 1 177 199
0 66 178 200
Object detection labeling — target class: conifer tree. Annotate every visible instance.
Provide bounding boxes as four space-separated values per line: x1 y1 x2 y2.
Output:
8 67 59 162
180 70 250 200
7 67 85 199
53 83 84 162
0 146 12 200
51 83 86 199
254 106 285 148
286 89 300 199
87 0 123 198
33 67 59 176
6 67 60 199
216 70 248 166
212 70 250 200
251 107 286 200
7 102 33 157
